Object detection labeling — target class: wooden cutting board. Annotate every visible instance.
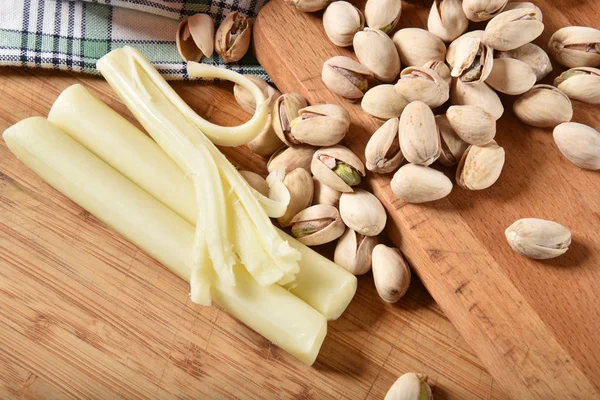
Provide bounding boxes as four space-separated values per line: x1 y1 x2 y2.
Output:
254 1 600 399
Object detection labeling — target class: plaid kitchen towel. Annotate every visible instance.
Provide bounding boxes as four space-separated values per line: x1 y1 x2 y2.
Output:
0 0 269 80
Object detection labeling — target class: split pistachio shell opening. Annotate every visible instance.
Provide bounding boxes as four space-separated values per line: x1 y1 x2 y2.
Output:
462 0 507 22
290 104 350 146
423 60 452 86
553 122 600 170
312 177 342 206
428 0 469 42
505 218 571 259
393 28 447 67
451 79 504 120
323 1 364 47
286 0 331 12
399 101 441 166
322 56 373 99
365 118 404 173
176 14 215 62
503 2 543 21
513 85 573 128
456 140 505 190
215 12 252 63
548 26 600 68
362 84 409 119
272 93 308 146
450 36 494 84
447 30 483 65
385 373 433 400
482 8 544 51
436 114 469 166
391 163 453 203
311 145 366 192
334 228 378 275
394 66 450 108
339 189 387 236
446 105 496 145
267 145 316 174
485 57 536 95
372 245 411 303
555 67 600 104
496 43 553 82
278 168 315 227
365 0 402 33
290 204 345 246
354 28 401 83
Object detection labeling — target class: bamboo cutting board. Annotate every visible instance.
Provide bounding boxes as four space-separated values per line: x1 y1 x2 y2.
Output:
254 1 600 399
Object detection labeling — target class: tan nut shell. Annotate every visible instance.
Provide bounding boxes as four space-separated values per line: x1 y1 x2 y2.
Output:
505 218 571 259
322 56 373 99
394 66 450 108
312 178 342 206
176 14 215 62
287 0 331 12
267 145 316 174
392 28 447 67
272 93 308 146
247 113 284 157
456 140 505 190
553 122 600 170
362 84 409 119
334 228 378 275
503 2 543 21
555 67 600 104
291 104 350 146
496 43 553 81
446 105 496 145
234 75 280 114
372 245 411 303
428 0 469 42
436 114 469 166
423 60 452 86
399 101 441 166
239 170 269 196
311 145 366 193
365 0 402 33
278 168 315 227
290 204 345 246
365 118 404 173
482 8 544 51
450 36 494 84
385 373 433 400
462 0 507 22
451 79 504 120
391 164 453 203
548 26 600 68
485 57 536 95
354 28 401 82
215 12 252 63
339 189 387 236
447 30 483 65
513 85 573 128
323 1 364 47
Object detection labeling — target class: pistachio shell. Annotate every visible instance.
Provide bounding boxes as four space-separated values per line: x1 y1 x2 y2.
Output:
286 0 331 12
436 114 469 166
392 28 447 67
446 105 496 145
462 0 507 22
272 93 308 146
553 122 600 170
215 12 252 63
334 228 378 275
447 30 484 65
290 204 345 246
322 56 373 99
503 2 543 21
247 113 284 157
548 26 600 68
456 140 505 190
311 145 366 193
312 178 342 206
339 189 387 236
496 43 552 81
239 170 269 196
234 75 280 114
555 67 600 104
354 28 401 82
513 85 573 128
290 104 350 146
428 0 469 42
365 0 402 33
323 1 364 47
277 168 315 227
385 373 433 400
505 218 571 259
176 14 214 62
372 245 411 303
391 163 453 203
267 145 316 174
394 66 450 108
450 79 504 120
176 18 203 62
365 118 404 173
485 57 536 95
362 84 409 119
482 8 544 51
399 101 441 166
450 36 494 84
423 60 452 86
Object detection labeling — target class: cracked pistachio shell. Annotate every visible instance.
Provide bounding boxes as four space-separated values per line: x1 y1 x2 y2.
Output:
482 8 544 51
548 26 600 68
456 140 505 190
391 163 452 203
399 101 441 166
215 12 252 63
436 115 469 166
450 36 494 84
451 79 504 120
365 0 402 33
505 218 571 259
446 30 483 65
446 105 496 145
290 204 345 246
290 104 350 146
362 84 409 119
513 85 573 128
393 28 447 67
428 0 469 42
272 93 308 146
239 170 269 196
311 145 366 193
267 145 316 174
553 122 600 170
423 60 452 86
462 0 507 22
496 43 552 81
485 57 536 95
234 75 280 114
555 67 600 104
334 228 378 275
278 168 315 227
323 2 364 47
176 14 215 62
394 66 450 108
322 56 373 99
286 0 331 12
339 189 387 236
247 114 284 157
372 245 411 303
365 118 404 173
503 2 543 21
385 373 433 400
313 177 342 206
354 28 401 83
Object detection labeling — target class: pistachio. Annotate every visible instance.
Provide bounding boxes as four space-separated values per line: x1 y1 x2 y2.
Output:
436 114 469 166
391 163 453 203
456 140 505 190
354 28 401 83
267 145 316 174
496 43 553 81
215 12 252 63
311 145 366 192
555 67 600 104
482 8 544 51
385 373 433 400
505 218 571 260
462 0 507 22
423 60 452 86
553 122 600 170
290 204 345 246
239 170 269 196
286 0 331 12
450 79 504 120
277 168 315 227
364 0 402 33
176 14 215 62
365 118 404 173
313 177 342 206
339 189 387 236
446 30 484 66
323 1 364 47
290 104 350 146
399 101 441 166
372 245 411 303
548 26 600 68
322 56 373 99
247 114 284 157
503 2 543 21
485 57 536 95
394 66 450 108
334 228 378 275
450 36 494 84
513 85 573 128
392 28 447 67
362 85 409 119
446 105 496 145
234 75 280 114
272 93 308 146
428 0 469 42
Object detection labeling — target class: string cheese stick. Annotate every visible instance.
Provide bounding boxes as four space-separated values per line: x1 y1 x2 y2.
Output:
2 117 327 366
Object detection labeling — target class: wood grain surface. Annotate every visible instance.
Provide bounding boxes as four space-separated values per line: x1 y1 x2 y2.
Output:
0 68 508 399
254 1 600 399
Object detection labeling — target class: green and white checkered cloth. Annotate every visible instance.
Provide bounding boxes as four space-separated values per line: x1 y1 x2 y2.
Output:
0 0 269 80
